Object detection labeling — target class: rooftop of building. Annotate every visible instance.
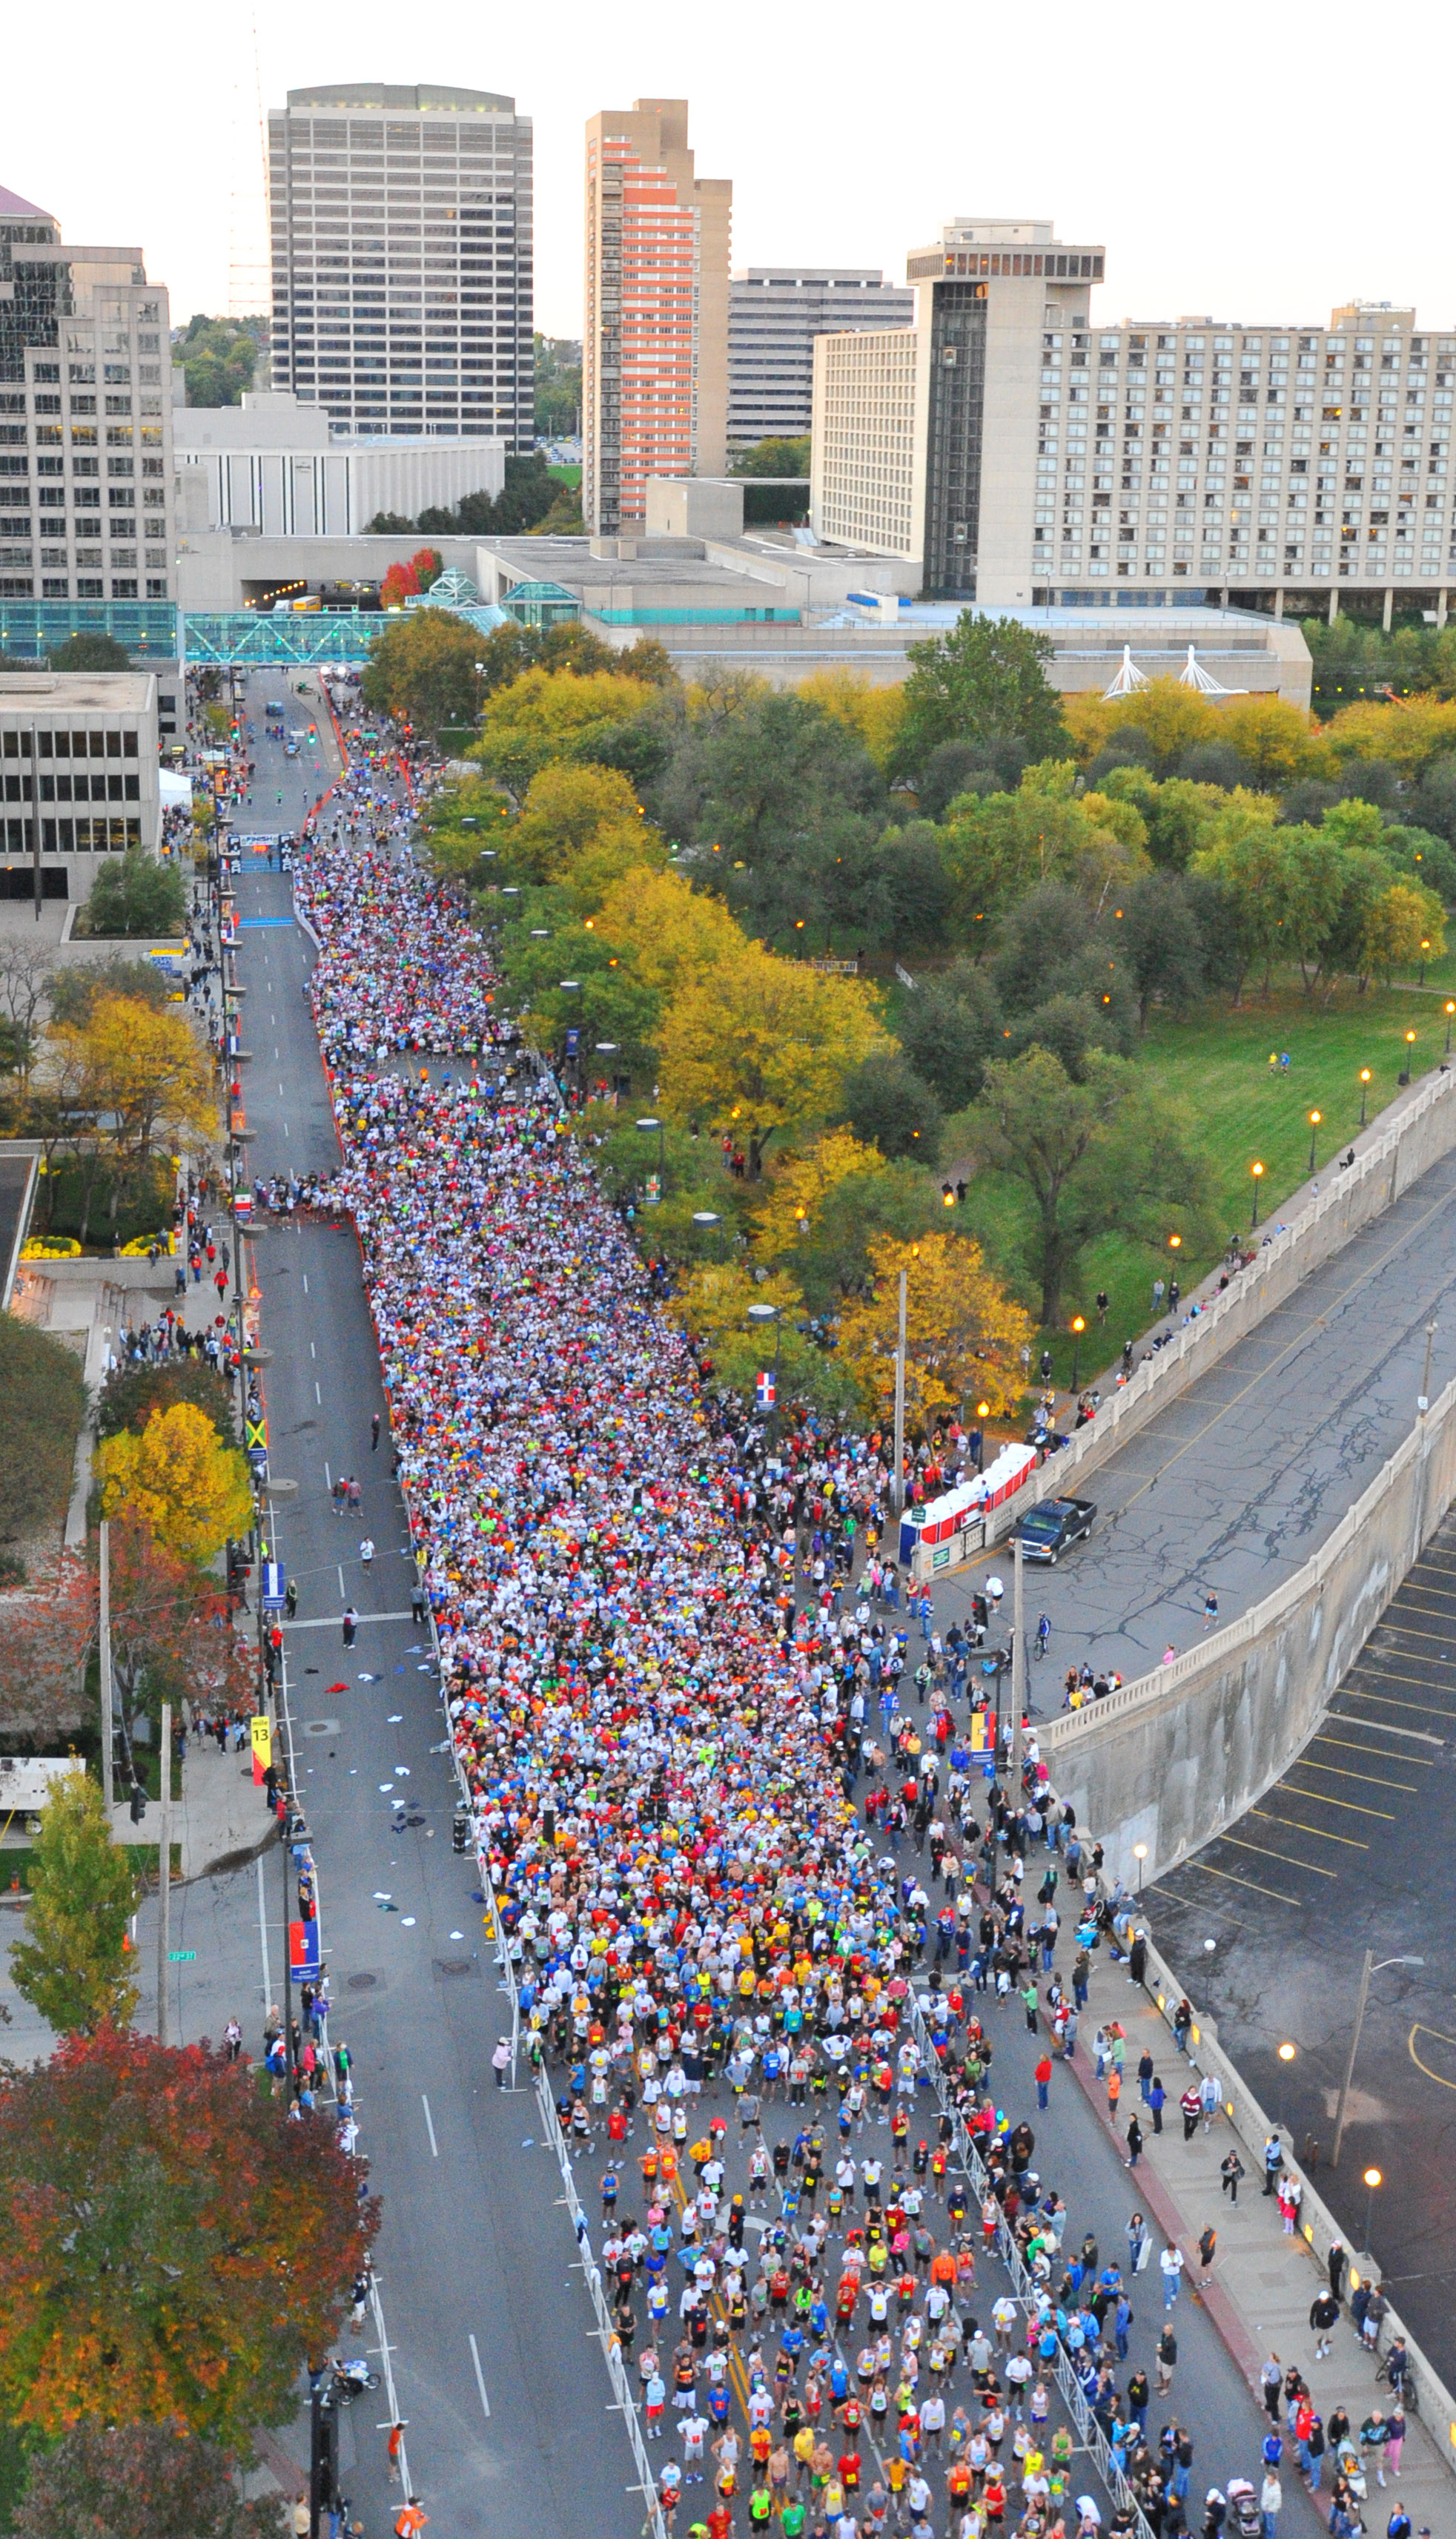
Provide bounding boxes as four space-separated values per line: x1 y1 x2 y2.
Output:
282 83 517 114
0 184 55 225
0 673 156 713
732 268 900 287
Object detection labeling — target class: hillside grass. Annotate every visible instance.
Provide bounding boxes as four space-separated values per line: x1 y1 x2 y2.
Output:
944 974 1456 1387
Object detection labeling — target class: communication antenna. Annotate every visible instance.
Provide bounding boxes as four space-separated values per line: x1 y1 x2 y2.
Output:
226 8 271 326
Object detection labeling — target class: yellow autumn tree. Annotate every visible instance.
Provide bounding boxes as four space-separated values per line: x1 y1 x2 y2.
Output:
752 1129 885 1258
794 670 907 772
1323 695 1456 776
658 940 890 1174
515 762 646 869
665 1260 805 1359
1217 696 1333 787
836 1231 1034 1427
1062 680 1221 770
96 1401 253 1566
592 864 748 1003
471 668 655 799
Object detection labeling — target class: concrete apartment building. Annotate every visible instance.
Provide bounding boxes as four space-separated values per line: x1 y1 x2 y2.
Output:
0 185 175 608
812 217 1456 622
583 101 732 535
267 83 534 449
1 670 160 900
728 269 913 449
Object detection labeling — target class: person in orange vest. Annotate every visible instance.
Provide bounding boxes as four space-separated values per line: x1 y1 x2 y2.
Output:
395 2500 428 2539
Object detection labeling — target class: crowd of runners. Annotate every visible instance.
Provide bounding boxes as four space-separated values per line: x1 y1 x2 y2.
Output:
291 806 1416 2539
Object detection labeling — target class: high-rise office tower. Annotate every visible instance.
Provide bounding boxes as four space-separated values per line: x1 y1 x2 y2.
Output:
267 83 533 446
0 185 174 606
583 100 731 535
728 270 914 451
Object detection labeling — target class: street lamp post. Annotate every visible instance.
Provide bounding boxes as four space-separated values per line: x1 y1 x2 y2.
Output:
974 1401 990 1475
1363 2166 1382 2256
1419 1318 1438 1416
1446 1003 1456 1059
1402 1027 1417 1083
635 1114 666 1205
1420 938 1431 988
1251 1161 1265 1226
1276 2039 1295 2133
692 1208 724 1262
1359 1067 1371 1127
1331 1951 1425 2165
1070 1314 1085 1396
1133 1840 1148 1893
892 1267 909 1516
1307 1109 1322 1175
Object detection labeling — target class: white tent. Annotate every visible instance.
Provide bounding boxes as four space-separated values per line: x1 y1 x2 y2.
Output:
159 769 193 810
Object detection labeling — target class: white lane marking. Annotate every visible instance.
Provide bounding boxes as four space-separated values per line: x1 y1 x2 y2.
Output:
315 1381 322 1404
302 1275 309 1293
469 2333 491 2418
422 2094 439 2158
311 1341 317 1358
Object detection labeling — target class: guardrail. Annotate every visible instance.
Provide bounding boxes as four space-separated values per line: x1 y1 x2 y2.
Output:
911 1063 1456 1585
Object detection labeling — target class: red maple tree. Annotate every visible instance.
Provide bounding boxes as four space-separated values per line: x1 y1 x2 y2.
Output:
0 2026 377 2440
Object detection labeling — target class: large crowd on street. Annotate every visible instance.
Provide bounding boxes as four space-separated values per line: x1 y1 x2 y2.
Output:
290 799 1416 2539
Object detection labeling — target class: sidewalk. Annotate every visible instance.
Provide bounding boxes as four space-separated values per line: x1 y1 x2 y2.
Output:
1074 1926 1451 2527
107 1735 277 1883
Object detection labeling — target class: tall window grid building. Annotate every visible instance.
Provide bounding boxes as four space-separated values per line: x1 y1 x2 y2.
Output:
729 270 914 451
811 217 1456 619
583 101 731 535
267 84 533 447
0 185 173 605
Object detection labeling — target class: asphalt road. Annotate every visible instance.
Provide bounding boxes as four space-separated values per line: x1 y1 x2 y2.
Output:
215 677 643 2539
1143 1493 1456 2388
194 679 1326 2533
933 1149 1456 1691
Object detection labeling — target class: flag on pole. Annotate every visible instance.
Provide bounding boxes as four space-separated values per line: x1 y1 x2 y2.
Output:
755 1372 775 1410
250 1715 273 1783
288 1918 320 1976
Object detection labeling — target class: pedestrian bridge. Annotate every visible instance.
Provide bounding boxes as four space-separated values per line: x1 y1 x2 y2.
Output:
182 612 384 668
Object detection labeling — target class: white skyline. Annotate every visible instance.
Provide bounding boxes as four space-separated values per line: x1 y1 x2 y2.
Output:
7 0 1453 349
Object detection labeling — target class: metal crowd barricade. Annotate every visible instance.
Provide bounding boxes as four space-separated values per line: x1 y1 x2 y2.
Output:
907 1995 1155 2539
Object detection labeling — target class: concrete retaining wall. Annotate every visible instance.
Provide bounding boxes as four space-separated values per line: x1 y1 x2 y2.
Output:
913 1060 1456 1585
1042 1364 1456 1887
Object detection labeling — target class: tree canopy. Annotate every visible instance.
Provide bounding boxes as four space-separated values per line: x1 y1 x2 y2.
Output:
9 1772 139 2037
14 2422 282 2539
78 851 189 940
893 613 1067 776
0 2027 375 2440
96 1403 252 1566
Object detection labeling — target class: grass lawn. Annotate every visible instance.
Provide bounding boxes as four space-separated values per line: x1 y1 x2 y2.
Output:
944 974 1456 1389
548 463 583 489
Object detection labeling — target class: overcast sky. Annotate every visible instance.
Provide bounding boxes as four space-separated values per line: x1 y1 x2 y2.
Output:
8 0 1453 346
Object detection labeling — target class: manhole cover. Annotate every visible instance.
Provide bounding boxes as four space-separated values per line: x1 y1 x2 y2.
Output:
432 1958 478 1981
347 1972 379 1992
303 1719 342 1737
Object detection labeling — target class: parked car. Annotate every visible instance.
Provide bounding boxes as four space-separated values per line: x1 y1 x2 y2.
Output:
1010 1496 1096 1564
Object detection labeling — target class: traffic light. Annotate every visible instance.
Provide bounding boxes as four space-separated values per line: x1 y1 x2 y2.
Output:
129 1782 147 1823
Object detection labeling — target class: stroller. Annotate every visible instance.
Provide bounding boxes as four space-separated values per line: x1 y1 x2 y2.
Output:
1225 2480 1261 2539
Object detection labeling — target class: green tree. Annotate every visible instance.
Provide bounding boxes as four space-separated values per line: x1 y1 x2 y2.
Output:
360 607 484 739
417 451 565 537
894 611 1067 776
172 315 264 409
533 334 582 437
896 959 1007 1111
0 1313 87 1559
976 1045 1214 1324
839 1050 942 1163
729 435 811 523
96 1354 237 1448
9 1773 139 2037
78 851 188 940
1112 871 1209 1025
15 2422 281 2539
938 785 1097 927
47 633 130 673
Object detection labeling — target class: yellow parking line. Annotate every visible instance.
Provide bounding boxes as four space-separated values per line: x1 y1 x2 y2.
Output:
1191 1860 1301 1906
1372 1622 1456 1646
1280 1784 1395 1820
1311 1732 1432 1767
1342 1680 1456 1715
1299 1751 1420 1791
1217 1834 1337 1877
1251 1809 1366 1849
